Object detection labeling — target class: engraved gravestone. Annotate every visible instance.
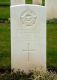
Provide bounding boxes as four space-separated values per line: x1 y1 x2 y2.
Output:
11 4 46 72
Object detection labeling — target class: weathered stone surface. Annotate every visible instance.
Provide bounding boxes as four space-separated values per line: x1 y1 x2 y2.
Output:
11 4 46 72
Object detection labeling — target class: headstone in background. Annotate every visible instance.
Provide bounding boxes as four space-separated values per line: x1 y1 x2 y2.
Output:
33 0 42 5
11 4 46 72
11 0 25 5
46 0 57 19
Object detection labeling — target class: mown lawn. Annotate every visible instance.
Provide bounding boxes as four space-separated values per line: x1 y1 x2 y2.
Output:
26 0 32 4
47 23 57 68
0 7 10 19
0 0 10 3
0 23 11 69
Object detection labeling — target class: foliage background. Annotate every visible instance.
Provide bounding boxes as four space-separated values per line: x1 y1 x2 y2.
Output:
0 0 57 72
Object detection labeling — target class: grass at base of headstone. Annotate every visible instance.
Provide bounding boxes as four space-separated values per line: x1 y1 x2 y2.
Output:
47 23 57 69
0 23 11 71
0 70 57 80
0 7 10 19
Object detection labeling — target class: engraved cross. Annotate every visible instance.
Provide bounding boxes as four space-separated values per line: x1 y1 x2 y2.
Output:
23 43 34 64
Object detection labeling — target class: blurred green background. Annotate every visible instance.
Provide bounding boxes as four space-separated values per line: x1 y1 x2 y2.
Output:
0 0 57 71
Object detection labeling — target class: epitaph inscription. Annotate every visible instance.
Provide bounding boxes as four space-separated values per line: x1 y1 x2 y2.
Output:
20 9 37 27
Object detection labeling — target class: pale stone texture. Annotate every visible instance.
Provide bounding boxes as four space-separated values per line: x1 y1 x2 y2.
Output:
33 0 42 5
11 4 46 72
11 0 25 5
46 0 57 19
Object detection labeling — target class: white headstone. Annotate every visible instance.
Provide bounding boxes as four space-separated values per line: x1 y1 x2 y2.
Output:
11 0 25 5
33 0 42 5
46 0 57 19
11 4 46 72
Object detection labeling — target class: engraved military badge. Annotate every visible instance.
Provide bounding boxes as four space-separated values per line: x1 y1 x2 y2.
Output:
20 8 37 27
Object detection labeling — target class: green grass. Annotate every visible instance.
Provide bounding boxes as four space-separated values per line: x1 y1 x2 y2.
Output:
26 0 32 4
42 0 45 6
0 23 11 69
0 0 10 3
47 23 57 68
0 7 10 19
0 0 10 6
